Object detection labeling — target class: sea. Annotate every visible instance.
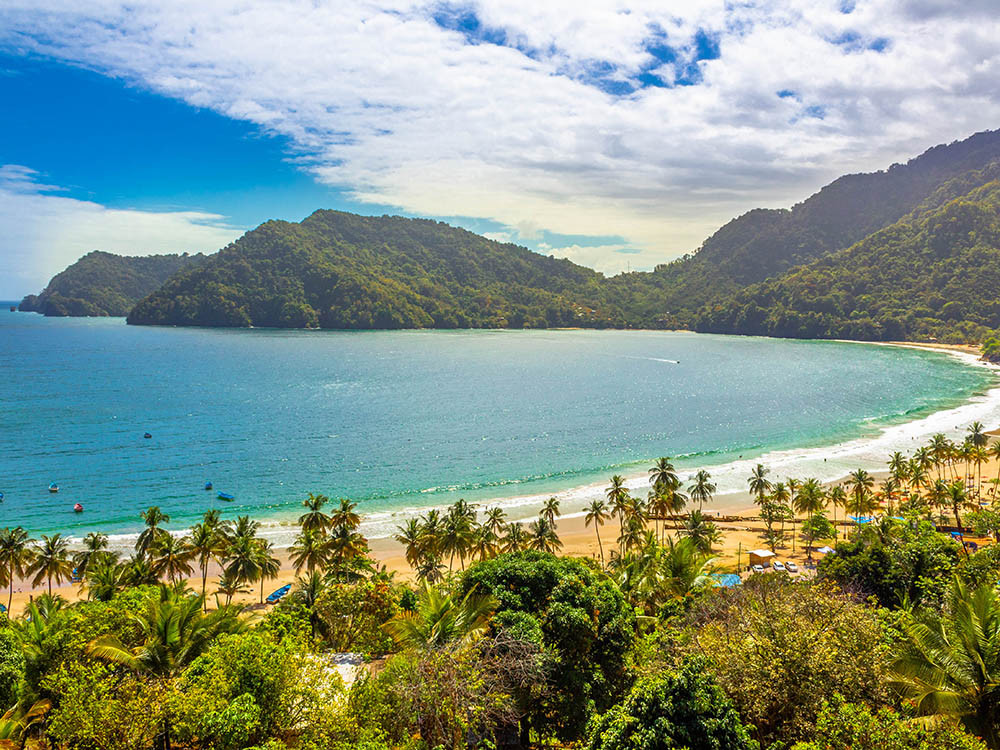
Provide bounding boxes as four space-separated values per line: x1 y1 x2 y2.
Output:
1 308 998 549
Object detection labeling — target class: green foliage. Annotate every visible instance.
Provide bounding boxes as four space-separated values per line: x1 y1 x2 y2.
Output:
682 576 891 746
817 518 961 608
587 656 757 750
129 211 622 329
44 662 165 750
460 550 635 742
0 624 24 708
19 250 204 317
313 579 399 654
791 696 988 750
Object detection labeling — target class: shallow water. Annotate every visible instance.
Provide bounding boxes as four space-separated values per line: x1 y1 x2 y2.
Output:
0 311 995 545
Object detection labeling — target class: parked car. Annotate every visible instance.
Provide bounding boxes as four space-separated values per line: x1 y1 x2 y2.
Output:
751 564 764 573
785 561 798 573
772 560 786 572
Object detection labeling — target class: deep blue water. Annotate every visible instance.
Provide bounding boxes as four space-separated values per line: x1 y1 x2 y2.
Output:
0 311 994 541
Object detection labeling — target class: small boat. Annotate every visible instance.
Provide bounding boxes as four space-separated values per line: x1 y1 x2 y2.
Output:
48 483 59 493
8 306 15 312
73 503 83 513
217 491 235 501
0 492 4 502
144 432 152 439
204 481 213 491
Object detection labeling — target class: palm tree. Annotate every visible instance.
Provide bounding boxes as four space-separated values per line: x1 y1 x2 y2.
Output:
928 479 951 522
222 534 261 596
541 496 561 526
584 499 609 566
136 506 170 557
679 510 721 554
150 534 194 584
330 498 361 532
502 522 529 553
771 482 791 545
229 515 260 543
27 534 73 596
617 515 645 553
0 526 34 612
828 485 846 539
289 569 328 639
327 526 368 581
649 457 678 496
968 421 988 449
73 532 109 578
483 507 506 538
792 478 827 559
394 518 423 570
188 521 223 605
890 577 1000 747
253 539 280 604
215 570 249 606
470 526 499 562
847 468 875 518
298 492 332 533
290 528 331 574
947 480 969 529
607 474 630 541
441 507 474 572
992 440 1000 499
688 470 716 512
87 586 245 750
382 585 497 651
747 464 772 506
84 557 126 602
528 516 562 554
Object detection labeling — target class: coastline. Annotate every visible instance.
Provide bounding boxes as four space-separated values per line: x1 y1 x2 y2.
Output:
4 339 999 616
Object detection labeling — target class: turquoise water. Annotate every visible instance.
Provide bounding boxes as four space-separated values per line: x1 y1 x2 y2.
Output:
0 311 995 543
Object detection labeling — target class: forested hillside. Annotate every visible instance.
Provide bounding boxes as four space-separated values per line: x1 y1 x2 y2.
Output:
693 172 1000 341
128 211 627 329
19 251 204 317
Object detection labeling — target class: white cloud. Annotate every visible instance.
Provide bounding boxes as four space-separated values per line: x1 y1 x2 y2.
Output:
0 1 998 272
0 166 243 298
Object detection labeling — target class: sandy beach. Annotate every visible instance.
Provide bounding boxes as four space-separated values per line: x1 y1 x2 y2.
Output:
3 340 997 617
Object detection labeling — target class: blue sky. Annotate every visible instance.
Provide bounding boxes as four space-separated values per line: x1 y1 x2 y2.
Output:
1 1 999 298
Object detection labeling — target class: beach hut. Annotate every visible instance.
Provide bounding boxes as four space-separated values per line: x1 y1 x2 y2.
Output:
748 549 776 568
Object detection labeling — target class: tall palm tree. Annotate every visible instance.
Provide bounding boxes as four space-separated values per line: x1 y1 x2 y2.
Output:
771 482 791 544
229 515 260 543
888 451 909 486
607 474 630 541
688 470 716 512
0 526 34 612
502 522 529 553
792 478 827 559
289 569 328 639
87 586 245 750
847 468 875 518
27 534 73 596
136 506 170 558
394 519 424 570
541 496 561 526
678 509 721 554
290 528 331 574
483 507 506 538
649 457 678 496
528 516 562 554
968 421 988 449
947 480 969 529
617 515 645 554
330 498 361 532
84 557 126 602
215 570 250 606
828 485 846 539
991 440 1000 499
441 506 474 571
470 526 499 562
253 539 280 604
73 532 109 578
327 526 368 581
188 521 223 606
890 577 1000 748
222 534 261 597
150 534 194 584
382 585 497 651
584 499 609 566
747 464 772 507
298 492 332 533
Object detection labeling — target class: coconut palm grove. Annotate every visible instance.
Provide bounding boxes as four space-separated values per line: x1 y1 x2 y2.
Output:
2 423 1000 749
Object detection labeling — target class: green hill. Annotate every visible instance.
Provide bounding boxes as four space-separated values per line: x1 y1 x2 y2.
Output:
20 251 205 317
692 171 1000 342
128 212 624 329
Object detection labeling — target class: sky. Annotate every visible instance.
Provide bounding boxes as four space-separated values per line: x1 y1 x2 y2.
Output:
1 1 999 298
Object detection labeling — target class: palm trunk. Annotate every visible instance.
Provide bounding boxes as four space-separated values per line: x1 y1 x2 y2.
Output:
7 579 12 613
48 573 52 597
595 526 604 567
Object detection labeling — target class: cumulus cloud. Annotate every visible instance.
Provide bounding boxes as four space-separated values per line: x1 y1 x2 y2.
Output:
1 1 998 272
0 166 243 298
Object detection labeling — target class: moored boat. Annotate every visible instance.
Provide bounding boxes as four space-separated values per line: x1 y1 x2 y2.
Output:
49 482 59 493
144 432 152 439
217 491 234 501
73 503 83 513
204 481 213 491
